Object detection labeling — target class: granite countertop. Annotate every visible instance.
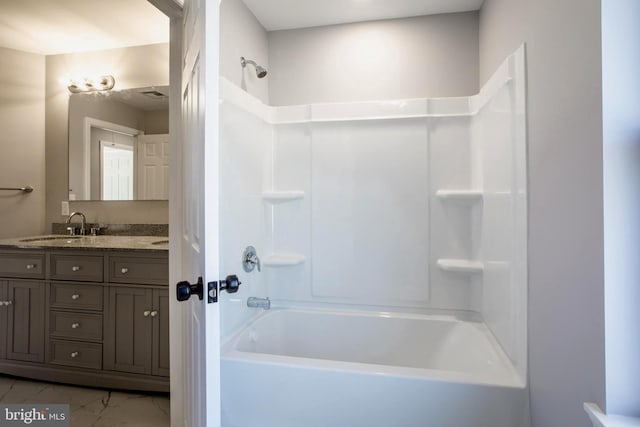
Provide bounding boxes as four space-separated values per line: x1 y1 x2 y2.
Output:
0 235 169 253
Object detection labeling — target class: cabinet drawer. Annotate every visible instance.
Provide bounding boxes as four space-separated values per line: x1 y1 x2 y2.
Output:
109 256 168 285
0 253 45 279
50 283 103 311
50 254 103 282
50 311 103 341
49 340 102 370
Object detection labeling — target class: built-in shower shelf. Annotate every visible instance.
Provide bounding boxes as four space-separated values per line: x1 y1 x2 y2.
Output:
437 259 484 274
262 191 305 203
263 253 306 267
436 190 483 203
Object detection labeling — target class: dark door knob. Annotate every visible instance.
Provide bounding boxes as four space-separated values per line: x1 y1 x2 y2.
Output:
176 277 204 301
220 274 241 294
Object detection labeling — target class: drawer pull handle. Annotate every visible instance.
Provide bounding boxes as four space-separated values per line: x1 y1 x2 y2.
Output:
71 323 80 329
0 301 11 306
150 311 158 318
143 310 151 317
71 266 81 272
70 351 79 358
25 264 36 270
71 294 80 300
121 267 129 274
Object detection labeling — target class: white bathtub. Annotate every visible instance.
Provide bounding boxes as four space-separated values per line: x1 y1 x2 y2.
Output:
221 308 529 427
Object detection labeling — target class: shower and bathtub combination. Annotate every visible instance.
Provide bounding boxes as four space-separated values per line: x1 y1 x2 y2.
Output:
219 46 528 427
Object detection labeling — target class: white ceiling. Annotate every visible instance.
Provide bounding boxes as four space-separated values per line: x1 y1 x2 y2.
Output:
242 0 485 31
0 0 169 55
109 86 170 111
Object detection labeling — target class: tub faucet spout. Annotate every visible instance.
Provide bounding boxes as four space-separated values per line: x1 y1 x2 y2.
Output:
247 297 270 310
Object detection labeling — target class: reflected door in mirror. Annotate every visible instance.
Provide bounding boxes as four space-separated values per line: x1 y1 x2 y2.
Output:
90 126 138 200
137 134 169 200
101 141 134 200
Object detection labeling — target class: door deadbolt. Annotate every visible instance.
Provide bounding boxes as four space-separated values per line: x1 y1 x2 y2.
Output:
220 275 241 294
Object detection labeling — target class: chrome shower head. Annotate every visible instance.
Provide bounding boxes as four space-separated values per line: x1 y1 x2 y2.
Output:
240 56 268 79
254 65 267 78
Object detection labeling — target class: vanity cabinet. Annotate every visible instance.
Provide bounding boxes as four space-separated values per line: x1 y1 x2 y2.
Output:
0 247 169 392
0 280 46 363
104 287 169 377
0 252 47 364
104 253 169 377
47 277 104 372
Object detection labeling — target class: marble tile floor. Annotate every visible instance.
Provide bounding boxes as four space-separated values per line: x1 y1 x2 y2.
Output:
0 375 170 427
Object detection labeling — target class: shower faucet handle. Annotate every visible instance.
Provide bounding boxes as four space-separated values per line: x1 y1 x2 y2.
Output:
242 246 261 273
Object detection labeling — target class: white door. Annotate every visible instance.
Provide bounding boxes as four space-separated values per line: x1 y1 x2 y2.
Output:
172 0 222 426
100 141 134 200
136 134 169 200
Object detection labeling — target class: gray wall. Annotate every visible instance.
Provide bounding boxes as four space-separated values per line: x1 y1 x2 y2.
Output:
219 5 479 106
268 12 479 106
145 110 170 134
0 47 45 238
602 0 640 416
480 0 606 426
220 0 270 104
45 43 170 228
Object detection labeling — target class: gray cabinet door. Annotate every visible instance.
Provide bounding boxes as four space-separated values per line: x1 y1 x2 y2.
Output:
104 286 153 375
5 280 45 363
0 281 7 359
152 289 170 377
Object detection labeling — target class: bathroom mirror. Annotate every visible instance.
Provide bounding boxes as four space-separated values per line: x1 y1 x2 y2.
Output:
68 86 169 201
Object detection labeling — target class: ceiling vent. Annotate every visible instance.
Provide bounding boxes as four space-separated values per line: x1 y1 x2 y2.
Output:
140 90 168 99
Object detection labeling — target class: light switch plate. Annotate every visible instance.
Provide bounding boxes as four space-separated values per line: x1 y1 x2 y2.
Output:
61 201 69 216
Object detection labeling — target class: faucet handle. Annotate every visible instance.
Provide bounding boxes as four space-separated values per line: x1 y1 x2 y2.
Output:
66 226 78 236
242 246 261 273
252 254 261 272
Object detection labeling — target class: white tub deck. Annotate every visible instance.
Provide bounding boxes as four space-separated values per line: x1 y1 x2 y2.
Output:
227 308 521 387
222 308 529 427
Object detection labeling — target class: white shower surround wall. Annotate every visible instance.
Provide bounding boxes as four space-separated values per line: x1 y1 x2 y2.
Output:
218 45 527 426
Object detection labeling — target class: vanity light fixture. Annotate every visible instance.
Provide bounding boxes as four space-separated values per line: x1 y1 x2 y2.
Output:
67 75 116 93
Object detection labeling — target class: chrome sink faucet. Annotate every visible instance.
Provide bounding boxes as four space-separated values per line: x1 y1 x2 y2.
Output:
66 211 86 236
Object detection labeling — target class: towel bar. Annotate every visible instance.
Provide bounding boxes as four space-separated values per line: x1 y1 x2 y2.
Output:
0 186 34 193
